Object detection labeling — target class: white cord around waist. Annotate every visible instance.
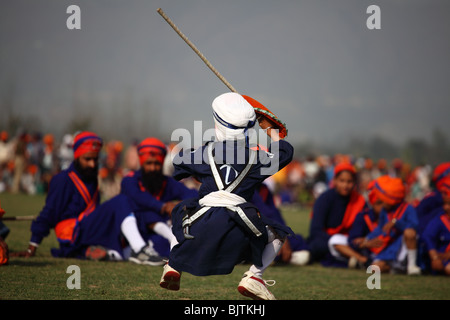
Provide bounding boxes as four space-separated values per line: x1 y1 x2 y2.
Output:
199 190 246 207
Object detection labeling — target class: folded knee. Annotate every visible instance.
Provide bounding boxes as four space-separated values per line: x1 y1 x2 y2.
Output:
403 228 416 239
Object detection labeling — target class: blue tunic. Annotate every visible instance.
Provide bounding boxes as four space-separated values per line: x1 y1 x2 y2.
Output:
120 170 198 256
306 188 353 263
168 140 294 276
68 174 198 259
0 221 9 239
348 208 379 259
415 191 443 270
366 203 419 261
422 209 450 256
68 194 134 258
121 170 198 225
416 191 443 235
29 162 99 257
251 183 309 258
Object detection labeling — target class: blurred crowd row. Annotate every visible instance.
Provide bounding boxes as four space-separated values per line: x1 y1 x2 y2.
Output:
0 130 433 207
268 153 432 208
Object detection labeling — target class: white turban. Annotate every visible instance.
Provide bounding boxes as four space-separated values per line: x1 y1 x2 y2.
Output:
212 92 256 142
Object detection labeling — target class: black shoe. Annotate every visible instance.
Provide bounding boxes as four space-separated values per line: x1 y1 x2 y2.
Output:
85 245 109 261
129 245 165 266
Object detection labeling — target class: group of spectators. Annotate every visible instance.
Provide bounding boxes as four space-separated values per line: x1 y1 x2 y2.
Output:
0 129 433 206
0 129 448 277
0 130 74 195
0 130 140 200
253 153 432 210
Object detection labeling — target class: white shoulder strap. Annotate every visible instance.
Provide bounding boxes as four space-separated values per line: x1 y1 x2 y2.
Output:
207 142 225 190
207 142 256 193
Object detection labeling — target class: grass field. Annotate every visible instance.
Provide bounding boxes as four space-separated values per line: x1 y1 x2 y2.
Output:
0 193 449 302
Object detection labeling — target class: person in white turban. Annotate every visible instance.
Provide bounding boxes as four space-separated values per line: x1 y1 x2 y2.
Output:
160 92 294 300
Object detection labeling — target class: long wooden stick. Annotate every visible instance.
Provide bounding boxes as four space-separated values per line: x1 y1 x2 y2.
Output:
157 8 238 93
2 215 35 221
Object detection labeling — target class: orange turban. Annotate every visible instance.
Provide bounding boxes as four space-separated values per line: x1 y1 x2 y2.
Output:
0 131 8 142
0 199 5 218
72 131 103 159
43 134 54 146
373 175 405 205
367 180 378 205
334 162 356 177
137 137 166 165
432 162 450 189
438 176 450 198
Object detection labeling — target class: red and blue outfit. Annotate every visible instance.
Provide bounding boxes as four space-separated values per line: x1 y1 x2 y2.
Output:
415 191 444 270
306 188 366 265
168 139 294 276
416 191 443 235
66 172 197 259
415 167 450 270
120 169 198 256
348 207 379 260
422 210 450 269
365 202 419 261
251 183 309 261
30 162 100 257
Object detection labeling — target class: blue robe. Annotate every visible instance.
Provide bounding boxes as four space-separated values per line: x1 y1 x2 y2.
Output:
348 208 379 260
422 209 450 268
68 194 134 258
68 174 198 259
251 183 309 260
416 191 443 235
0 221 9 239
366 203 419 261
29 162 99 257
415 191 443 270
306 188 356 264
120 170 198 256
168 140 294 276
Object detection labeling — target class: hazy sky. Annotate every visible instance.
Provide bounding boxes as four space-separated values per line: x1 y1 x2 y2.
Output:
1 0 449 148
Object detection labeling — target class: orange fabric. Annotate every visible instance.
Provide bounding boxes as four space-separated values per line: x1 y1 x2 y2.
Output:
326 190 366 236
363 214 378 232
43 134 54 145
440 215 450 253
0 200 5 218
432 162 450 189
0 242 8 265
437 176 450 197
137 137 166 165
370 202 408 254
441 214 450 232
138 179 167 200
54 171 99 243
334 162 356 177
241 95 287 138
373 176 405 206
0 131 8 142
73 131 102 159
55 218 77 242
0 210 8 264
250 144 269 152
370 234 392 255
69 172 92 205
68 171 99 222
367 180 378 205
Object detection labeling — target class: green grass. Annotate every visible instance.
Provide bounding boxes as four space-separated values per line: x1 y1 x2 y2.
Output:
0 193 449 301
